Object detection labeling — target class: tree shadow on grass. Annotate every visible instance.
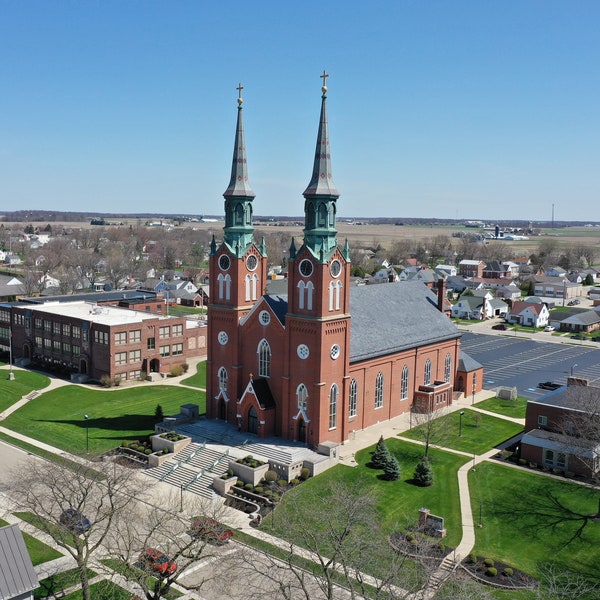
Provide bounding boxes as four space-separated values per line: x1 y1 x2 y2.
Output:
35 414 159 436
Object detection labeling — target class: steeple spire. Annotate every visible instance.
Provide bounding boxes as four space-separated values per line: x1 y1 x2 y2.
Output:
302 71 340 258
223 83 255 254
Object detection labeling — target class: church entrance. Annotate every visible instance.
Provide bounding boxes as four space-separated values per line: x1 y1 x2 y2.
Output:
218 399 226 420
247 406 258 435
457 375 464 392
298 419 306 443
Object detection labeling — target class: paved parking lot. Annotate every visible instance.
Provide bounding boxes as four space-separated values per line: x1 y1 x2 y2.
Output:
461 332 600 399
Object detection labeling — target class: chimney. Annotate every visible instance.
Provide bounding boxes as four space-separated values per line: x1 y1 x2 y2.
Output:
437 275 447 313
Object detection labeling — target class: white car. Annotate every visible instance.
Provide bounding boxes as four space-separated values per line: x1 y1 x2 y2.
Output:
544 325 556 332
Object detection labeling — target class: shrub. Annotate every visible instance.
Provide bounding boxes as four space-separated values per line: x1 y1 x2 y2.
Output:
254 486 264 494
277 480 287 487
113 376 122 386
244 483 254 491
264 470 277 482
139 371 148 381
234 479 244 487
468 553 477 564
144 449 152 455
413 457 433 487
405 532 416 542
485 567 497 577
503 568 513 577
271 493 280 502
300 467 311 480
371 435 391 469
182 363 189 373
227 469 234 476
169 364 184 377
484 558 495 567
100 375 113 388
121 441 129 448
155 404 164 421
289 478 300 486
518 458 527 466
436 542 446 554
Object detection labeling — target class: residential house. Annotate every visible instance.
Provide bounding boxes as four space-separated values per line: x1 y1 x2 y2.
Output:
482 260 511 279
451 293 490 320
557 309 600 334
544 266 567 278
521 380 600 477
506 300 549 327
502 260 520 278
435 264 457 277
0 275 24 302
404 267 438 288
458 259 486 278
372 266 400 283
495 283 522 302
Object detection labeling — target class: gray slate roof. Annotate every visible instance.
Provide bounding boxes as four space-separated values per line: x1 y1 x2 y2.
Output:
458 351 483 373
0 524 38 600
348 281 460 363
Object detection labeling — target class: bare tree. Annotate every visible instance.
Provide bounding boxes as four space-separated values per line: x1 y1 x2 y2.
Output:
4 457 141 600
106 493 235 600
410 407 452 458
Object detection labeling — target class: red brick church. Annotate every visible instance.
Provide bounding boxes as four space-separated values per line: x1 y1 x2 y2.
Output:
207 76 468 448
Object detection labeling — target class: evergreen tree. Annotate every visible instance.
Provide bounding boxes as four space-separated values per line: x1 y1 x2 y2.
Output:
155 404 164 422
383 454 401 481
371 435 390 469
413 457 434 487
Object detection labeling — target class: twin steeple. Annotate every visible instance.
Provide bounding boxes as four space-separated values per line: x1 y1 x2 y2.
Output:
222 74 341 258
223 83 255 255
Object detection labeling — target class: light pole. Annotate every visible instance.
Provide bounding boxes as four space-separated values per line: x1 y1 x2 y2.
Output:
459 410 465 437
472 452 476 472
571 363 578 377
84 414 89 452
479 500 483 527
180 484 184 512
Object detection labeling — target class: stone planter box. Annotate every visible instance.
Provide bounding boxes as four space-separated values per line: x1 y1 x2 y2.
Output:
213 475 238 496
230 459 269 486
150 433 191 454
148 452 173 468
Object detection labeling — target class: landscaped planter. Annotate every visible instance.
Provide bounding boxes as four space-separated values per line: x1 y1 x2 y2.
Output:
150 432 191 454
148 451 173 468
229 457 269 486
213 475 238 496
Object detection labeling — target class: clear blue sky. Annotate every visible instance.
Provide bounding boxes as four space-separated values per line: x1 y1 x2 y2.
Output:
1 1 598 221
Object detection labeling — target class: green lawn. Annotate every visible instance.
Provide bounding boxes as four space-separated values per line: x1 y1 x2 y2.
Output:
402 409 523 455
181 360 206 389
469 462 600 579
0 370 51 413
0 518 63 565
2 385 205 454
61 580 132 600
262 439 469 547
474 397 528 419
35 568 96 599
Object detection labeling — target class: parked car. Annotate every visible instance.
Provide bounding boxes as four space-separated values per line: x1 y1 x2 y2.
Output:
190 518 233 545
139 548 177 575
491 324 507 330
538 381 562 391
544 325 556 332
567 299 581 306
59 509 91 534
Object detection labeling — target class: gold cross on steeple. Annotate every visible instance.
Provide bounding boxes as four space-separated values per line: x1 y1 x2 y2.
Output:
320 70 329 90
237 83 244 105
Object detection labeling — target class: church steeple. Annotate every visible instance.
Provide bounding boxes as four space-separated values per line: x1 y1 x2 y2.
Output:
302 70 340 259
223 83 255 256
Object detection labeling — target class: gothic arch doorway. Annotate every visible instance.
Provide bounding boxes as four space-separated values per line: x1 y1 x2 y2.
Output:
247 406 258 435
457 375 464 392
218 399 226 420
150 358 160 373
298 419 306 444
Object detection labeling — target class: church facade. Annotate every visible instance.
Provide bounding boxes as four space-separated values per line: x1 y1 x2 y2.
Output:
207 78 463 449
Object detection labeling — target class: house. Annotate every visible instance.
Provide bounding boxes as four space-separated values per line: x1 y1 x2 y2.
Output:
495 283 522 302
404 267 438 288
451 292 497 320
521 380 600 477
482 260 510 279
435 264 457 277
502 260 520 278
458 259 486 278
533 279 582 300
372 266 399 283
506 300 549 328
558 309 600 334
0 524 39 600
544 266 567 278
0 275 24 302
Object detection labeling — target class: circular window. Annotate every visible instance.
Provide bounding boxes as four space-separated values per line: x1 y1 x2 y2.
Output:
299 259 313 277
330 344 341 359
259 310 271 326
297 344 310 359
246 255 258 271
218 254 231 271
330 260 342 278
217 331 229 345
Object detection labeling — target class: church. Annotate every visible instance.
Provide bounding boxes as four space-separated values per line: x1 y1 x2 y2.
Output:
207 75 467 449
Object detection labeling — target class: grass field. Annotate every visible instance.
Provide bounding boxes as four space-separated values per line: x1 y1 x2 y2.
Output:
263 438 468 548
402 408 523 455
474 397 528 419
181 360 206 389
0 370 51 414
469 462 600 579
35 568 97 599
2 384 205 454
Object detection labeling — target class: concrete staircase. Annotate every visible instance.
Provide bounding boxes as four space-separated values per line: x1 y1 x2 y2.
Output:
421 555 457 598
145 442 230 500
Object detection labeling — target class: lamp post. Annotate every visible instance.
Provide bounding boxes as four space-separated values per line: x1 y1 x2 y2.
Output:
84 414 89 453
8 329 14 381
571 363 578 377
459 410 465 437
180 484 184 513
472 452 476 472
479 500 483 527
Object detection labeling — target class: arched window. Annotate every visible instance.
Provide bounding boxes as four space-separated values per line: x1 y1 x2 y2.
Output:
224 274 231 301
349 379 357 418
318 203 327 227
217 273 224 300
401 365 409 400
297 383 308 410
298 280 314 310
329 384 338 429
235 204 244 225
328 281 342 311
218 367 228 392
245 274 258 301
444 353 452 383
258 339 271 378
424 359 432 385
375 372 384 409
